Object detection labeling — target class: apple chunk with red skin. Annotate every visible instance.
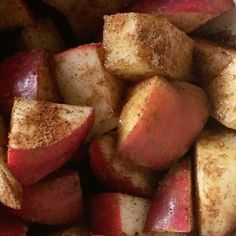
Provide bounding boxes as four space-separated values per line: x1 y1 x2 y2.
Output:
0 49 61 114
0 207 28 236
118 76 209 170
89 192 150 235
130 0 234 33
54 43 124 138
15 170 83 225
89 132 158 198
8 98 94 185
146 158 193 233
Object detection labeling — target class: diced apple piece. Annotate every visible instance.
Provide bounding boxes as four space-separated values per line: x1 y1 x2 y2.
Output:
89 132 158 197
0 149 22 209
0 207 28 236
0 49 61 114
194 39 236 130
89 192 150 235
0 0 33 30
16 170 83 225
146 159 193 233
8 98 94 185
118 76 209 170
18 18 64 53
130 0 234 33
195 125 236 236
54 43 124 138
103 13 193 81
0 115 7 148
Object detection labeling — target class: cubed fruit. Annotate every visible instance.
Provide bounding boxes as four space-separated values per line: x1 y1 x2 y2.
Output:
0 115 7 148
194 39 236 130
195 124 236 236
54 43 124 138
118 76 209 170
130 0 234 33
16 170 83 225
146 159 193 233
89 132 158 198
0 207 28 236
0 49 61 114
0 149 22 209
18 18 64 53
103 13 193 81
89 192 150 235
8 98 94 185
0 0 33 30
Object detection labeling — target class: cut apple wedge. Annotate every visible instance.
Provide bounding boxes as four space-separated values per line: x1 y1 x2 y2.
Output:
195 124 236 236
15 170 83 225
0 49 61 114
103 13 193 81
146 159 193 233
118 76 209 170
89 132 158 197
0 0 33 30
0 207 28 236
194 39 236 130
89 192 150 235
0 149 22 210
54 43 124 138
8 98 94 185
18 18 64 53
130 0 234 33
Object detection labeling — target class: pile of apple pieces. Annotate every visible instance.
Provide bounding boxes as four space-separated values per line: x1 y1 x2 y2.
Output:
0 0 234 56
0 2 235 236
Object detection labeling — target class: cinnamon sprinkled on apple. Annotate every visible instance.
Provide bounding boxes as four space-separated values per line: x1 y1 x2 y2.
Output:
9 98 89 149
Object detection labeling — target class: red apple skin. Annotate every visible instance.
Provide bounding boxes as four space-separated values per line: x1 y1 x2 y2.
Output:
118 77 209 170
15 170 83 225
138 0 234 14
0 207 28 236
89 133 157 198
89 192 150 235
145 159 193 233
8 110 94 185
0 49 60 114
89 193 121 235
130 0 234 32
